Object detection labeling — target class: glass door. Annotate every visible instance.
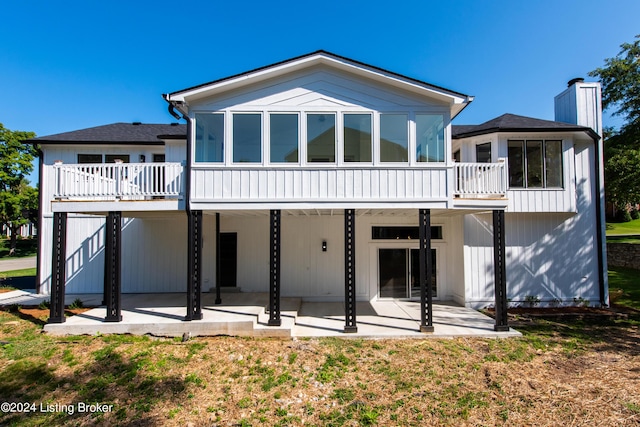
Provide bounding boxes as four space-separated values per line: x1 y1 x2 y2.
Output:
379 248 437 299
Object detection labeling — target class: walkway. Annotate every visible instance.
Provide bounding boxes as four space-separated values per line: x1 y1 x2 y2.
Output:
0 291 520 339
0 256 36 273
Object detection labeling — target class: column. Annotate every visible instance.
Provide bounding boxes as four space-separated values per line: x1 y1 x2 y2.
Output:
215 212 222 305
104 211 122 322
493 210 509 331
185 210 203 321
344 209 357 333
48 212 67 324
419 209 434 333
268 209 281 326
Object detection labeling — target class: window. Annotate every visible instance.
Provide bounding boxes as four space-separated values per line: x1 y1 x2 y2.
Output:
78 154 102 164
508 140 563 188
233 114 261 163
195 113 224 162
270 114 298 163
453 150 461 162
105 155 130 163
343 114 372 162
416 114 445 162
307 114 336 163
380 114 408 162
475 143 491 163
372 226 443 240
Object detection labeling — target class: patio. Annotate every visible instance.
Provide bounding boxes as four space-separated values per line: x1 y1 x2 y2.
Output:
0 290 520 338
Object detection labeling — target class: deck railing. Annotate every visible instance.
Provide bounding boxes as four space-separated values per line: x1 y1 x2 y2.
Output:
53 162 184 200
453 158 508 197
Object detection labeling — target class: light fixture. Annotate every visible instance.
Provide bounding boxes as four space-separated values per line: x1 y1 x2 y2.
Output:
322 241 327 252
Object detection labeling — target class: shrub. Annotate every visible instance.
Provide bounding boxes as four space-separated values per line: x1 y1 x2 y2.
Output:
631 208 640 220
615 209 632 223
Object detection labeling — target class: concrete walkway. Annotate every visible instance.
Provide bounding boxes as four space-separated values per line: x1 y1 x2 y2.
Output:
0 291 520 339
0 256 37 273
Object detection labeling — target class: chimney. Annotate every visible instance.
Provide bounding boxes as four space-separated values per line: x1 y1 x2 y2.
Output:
554 78 603 138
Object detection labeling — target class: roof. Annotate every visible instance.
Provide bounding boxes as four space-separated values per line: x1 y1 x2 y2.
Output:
452 113 599 140
165 51 473 119
168 50 471 99
28 123 186 145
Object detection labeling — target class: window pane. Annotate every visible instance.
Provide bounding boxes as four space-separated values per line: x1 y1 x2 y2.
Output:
380 114 408 162
526 140 543 188
344 114 372 162
233 114 261 163
307 114 335 162
270 114 298 163
508 141 524 187
545 140 563 187
476 143 491 163
78 154 102 164
416 114 445 162
195 113 224 162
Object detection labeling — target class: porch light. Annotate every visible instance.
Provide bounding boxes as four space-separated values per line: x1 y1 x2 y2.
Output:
322 241 327 252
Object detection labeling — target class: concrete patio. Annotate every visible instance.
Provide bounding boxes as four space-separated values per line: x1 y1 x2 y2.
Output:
0 290 520 339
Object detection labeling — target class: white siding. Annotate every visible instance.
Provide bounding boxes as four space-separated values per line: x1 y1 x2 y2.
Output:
191 167 448 208
463 139 600 308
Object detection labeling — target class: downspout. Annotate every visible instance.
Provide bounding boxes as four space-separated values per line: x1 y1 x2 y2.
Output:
35 146 44 294
165 97 190 213
592 131 607 307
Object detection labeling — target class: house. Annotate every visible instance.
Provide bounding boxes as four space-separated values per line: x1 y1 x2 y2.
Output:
30 51 607 333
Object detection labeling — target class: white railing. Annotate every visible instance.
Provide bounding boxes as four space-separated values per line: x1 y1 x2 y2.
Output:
53 162 184 200
453 158 508 197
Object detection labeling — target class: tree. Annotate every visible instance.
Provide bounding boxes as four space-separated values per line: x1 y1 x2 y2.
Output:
0 123 37 255
589 36 640 215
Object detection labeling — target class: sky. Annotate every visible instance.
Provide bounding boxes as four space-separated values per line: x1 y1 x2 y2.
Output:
1 0 638 183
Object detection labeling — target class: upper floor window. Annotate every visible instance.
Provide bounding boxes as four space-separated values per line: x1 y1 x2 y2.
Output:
195 113 224 162
233 113 261 163
416 114 445 162
380 114 408 162
476 142 491 163
344 114 372 162
307 114 336 163
508 140 563 188
270 114 299 163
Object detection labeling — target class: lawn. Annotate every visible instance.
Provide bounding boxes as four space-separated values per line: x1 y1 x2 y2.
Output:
0 238 37 259
606 218 640 236
0 268 638 426
0 268 36 280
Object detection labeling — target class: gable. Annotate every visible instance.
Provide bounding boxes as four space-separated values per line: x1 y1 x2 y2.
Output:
189 68 448 112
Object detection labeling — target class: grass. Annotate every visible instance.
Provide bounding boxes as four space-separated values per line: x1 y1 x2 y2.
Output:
0 238 37 259
606 218 640 236
0 267 36 280
608 266 640 310
0 268 637 426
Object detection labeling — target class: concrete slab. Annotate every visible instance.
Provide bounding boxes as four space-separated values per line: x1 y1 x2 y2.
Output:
1 291 520 339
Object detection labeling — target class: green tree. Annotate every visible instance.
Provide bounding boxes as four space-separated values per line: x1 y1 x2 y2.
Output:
589 35 640 215
0 123 38 255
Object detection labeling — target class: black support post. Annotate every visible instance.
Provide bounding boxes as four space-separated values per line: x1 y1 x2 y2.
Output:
104 211 122 322
215 212 222 305
268 210 281 326
493 210 509 332
419 209 434 333
185 210 203 321
344 209 357 333
48 212 67 324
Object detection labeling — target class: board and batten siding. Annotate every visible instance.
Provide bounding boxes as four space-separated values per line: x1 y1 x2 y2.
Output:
190 167 449 208
463 140 601 308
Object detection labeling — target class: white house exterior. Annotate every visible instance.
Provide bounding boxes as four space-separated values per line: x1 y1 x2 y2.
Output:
30 52 607 332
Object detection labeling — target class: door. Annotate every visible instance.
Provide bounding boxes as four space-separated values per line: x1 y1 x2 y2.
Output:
220 232 237 287
379 248 437 299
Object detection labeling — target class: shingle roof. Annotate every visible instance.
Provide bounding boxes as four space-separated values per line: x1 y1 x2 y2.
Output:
29 123 186 145
452 113 597 139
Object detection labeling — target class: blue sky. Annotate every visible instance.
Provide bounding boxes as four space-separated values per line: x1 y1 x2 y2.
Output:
1 0 638 182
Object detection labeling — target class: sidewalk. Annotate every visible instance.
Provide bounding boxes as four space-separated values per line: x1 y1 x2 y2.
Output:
0 256 37 273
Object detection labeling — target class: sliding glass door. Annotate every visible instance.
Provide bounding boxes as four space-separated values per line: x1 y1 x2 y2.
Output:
379 248 437 299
